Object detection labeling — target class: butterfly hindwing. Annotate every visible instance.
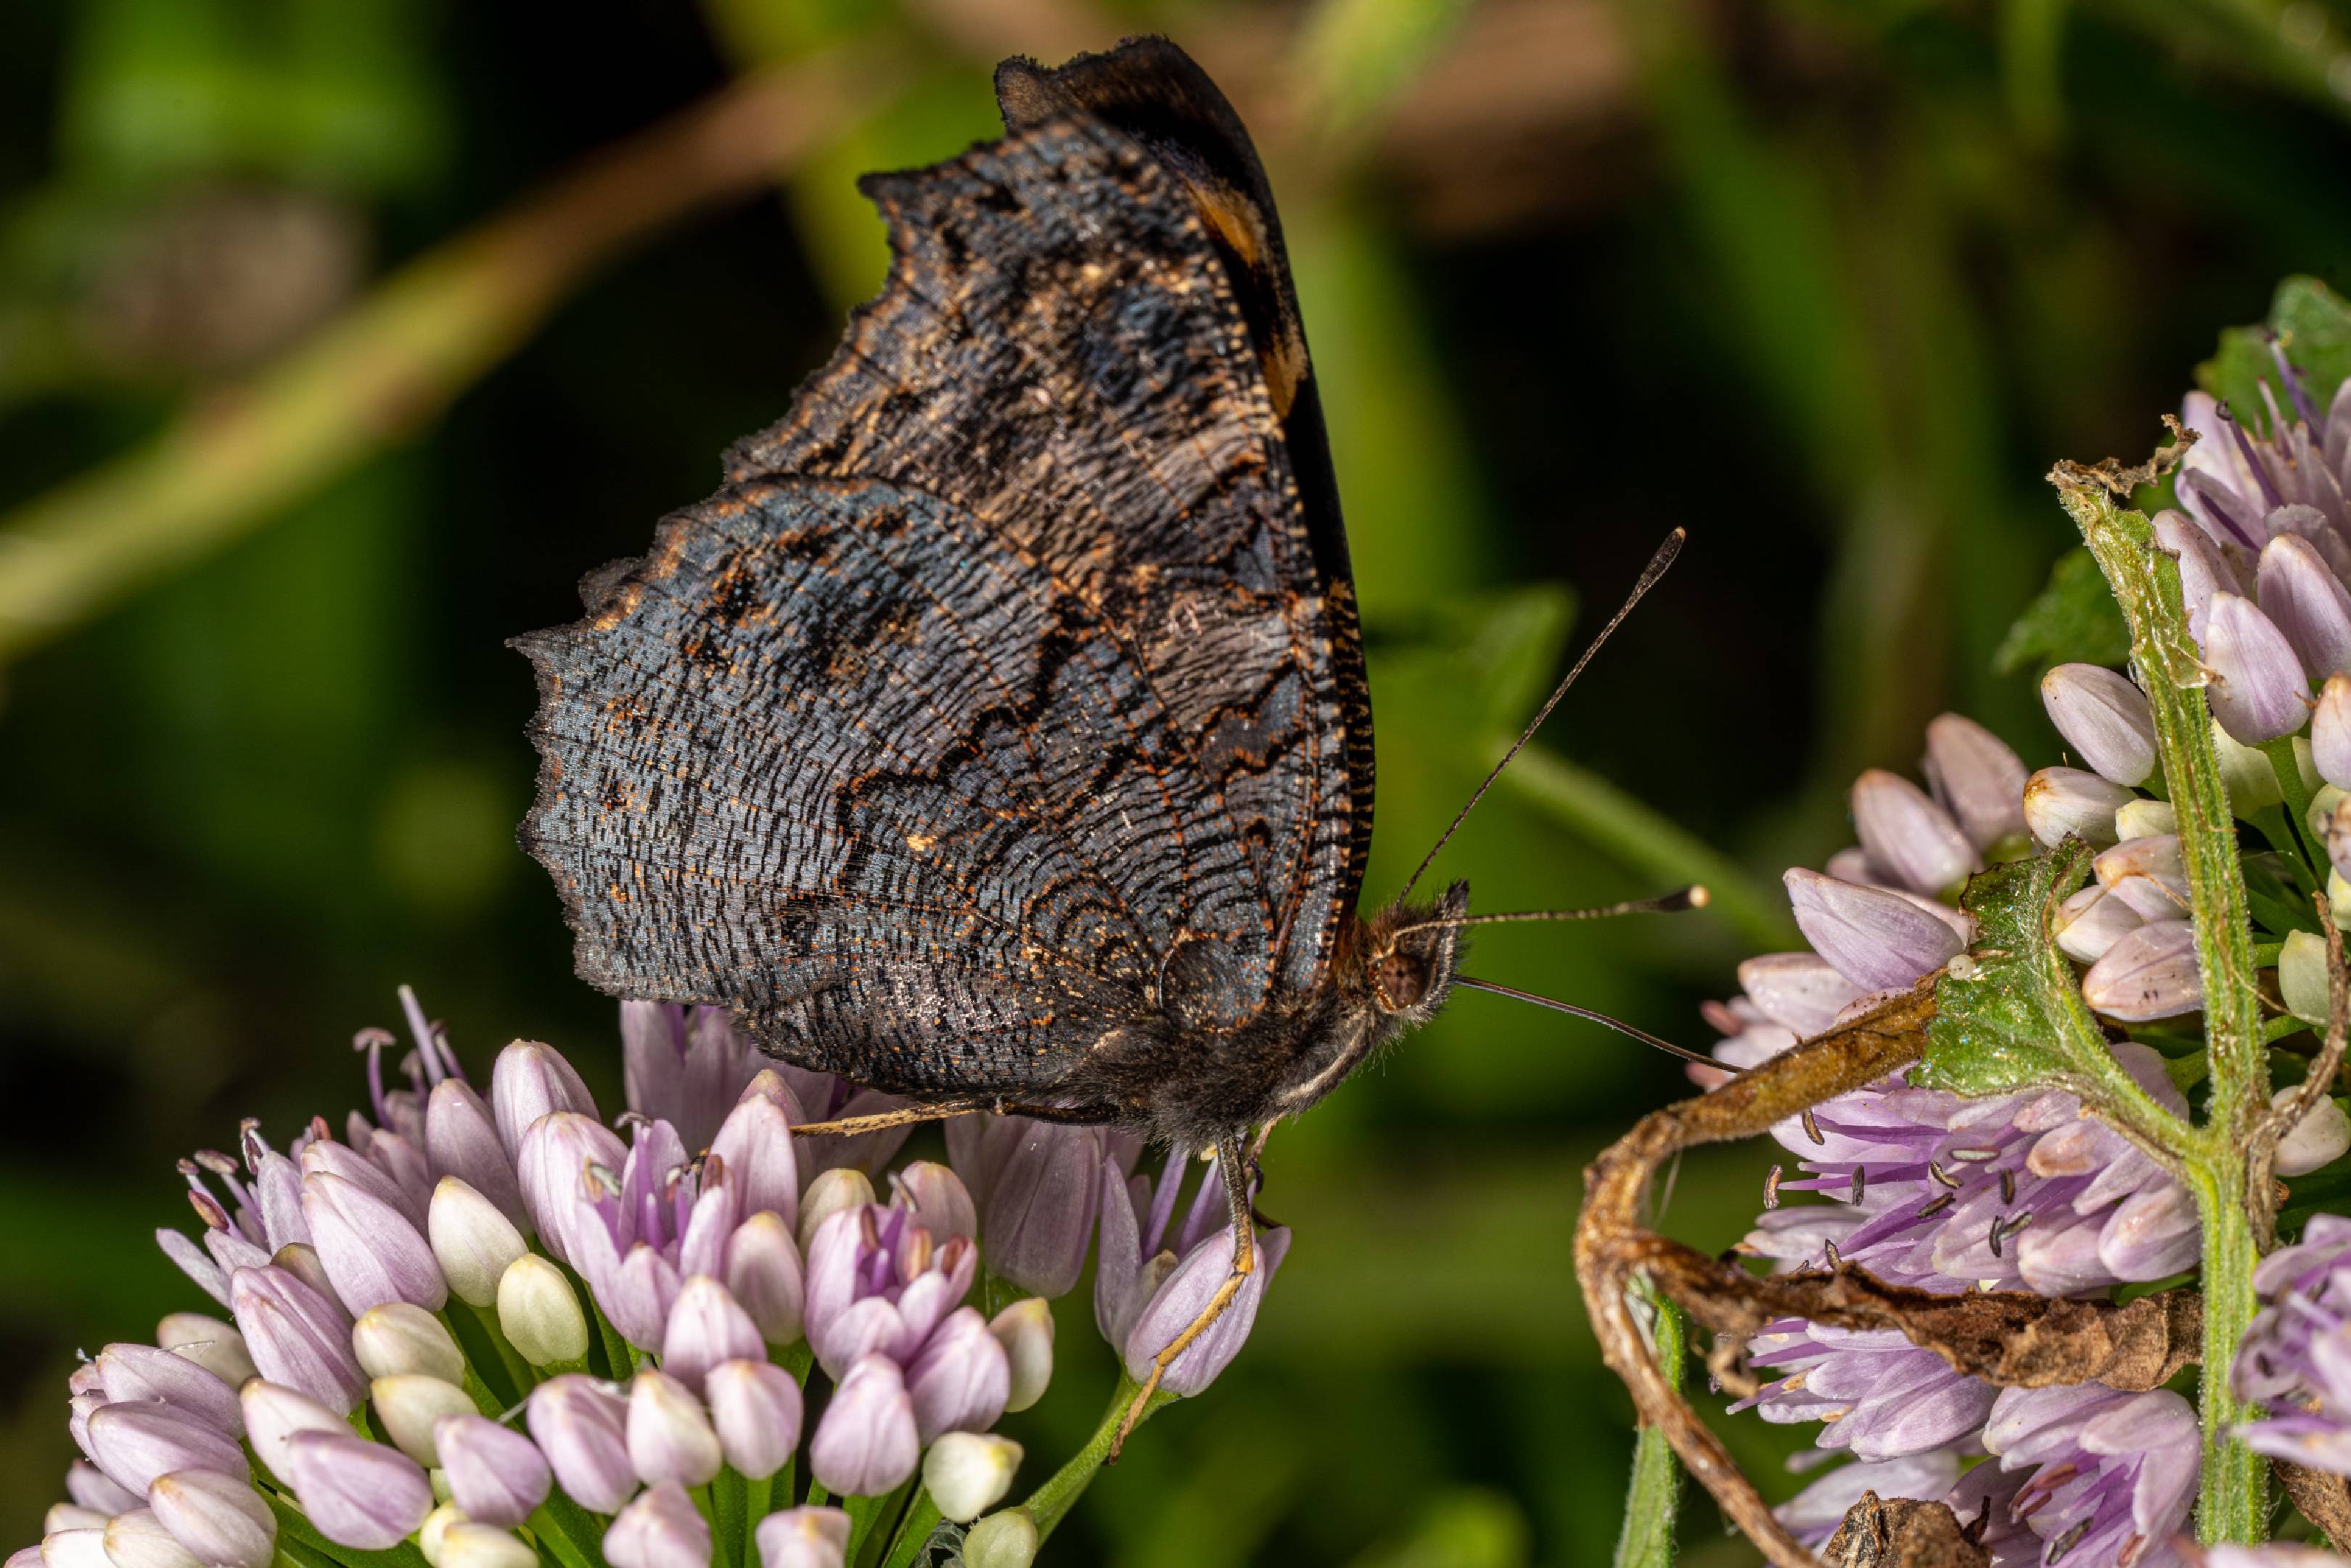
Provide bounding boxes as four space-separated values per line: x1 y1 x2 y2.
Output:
518 52 1370 1104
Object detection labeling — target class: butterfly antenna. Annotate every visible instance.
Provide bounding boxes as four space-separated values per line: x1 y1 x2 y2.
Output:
1453 975 1715 1067
1390 884 1708 940
1398 528 1685 901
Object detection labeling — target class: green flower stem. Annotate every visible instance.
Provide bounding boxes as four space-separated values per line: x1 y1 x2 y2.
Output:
1611 1284 1683 1568
526 1495 606 1568
843 1480 911 1565
448 1302 536 1407
2262 738 2323 882
877 1491 943 1568
741 1474 774 1568
1025 1376 1177 1542
2066 479 2270 1544
713 1470 747 1568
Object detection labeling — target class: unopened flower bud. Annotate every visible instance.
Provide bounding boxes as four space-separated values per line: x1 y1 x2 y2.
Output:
45 1511 106 1538
83 1405 243 1499
797 1169 874 1255
2212 728 2289 829
66 1464 139 1519
418 1506 464 1568
977 1125 1101 1297
753 1508 849 1568
430 1179 529 1310
1850 768 1974 897
353 1302 464 1385
1783 869 1965 991
435 1525 538 1568
626 1370 721 1489
2155 508 2236 641
2259 531 2351 681
890 1162 977 1246
2082 919 2204 1020
153 1316 256 1390
239 1382 345 1487
41 1529 107 1568
723 1212 804 1347
922 1432 1022 1524
602 1482 708 1568
2328 797 2351 884
2272 1085 2351 1175
145 1472 274 1568
497 1255 588 1368
2040 665 2158 786
103 1509 202 1568
434 1414 550 1528
988 1298 1054 1413
488 1041 597 1158
526 1376 636 1514
660 1276 763 1397
2053 882 2146 964
2093 834 2189 914
1921 713 2028 852
2206 593 2310 744
424 1081 527 1229
301 1172 447 1315
808 1355 919 1498
514 1112 625 1270
2314 675 2351 792
94 1344 241 1436
229 1264 363 1413
906 1308 1009 1443
283 1429 433 1551
2022 767 2133 850
704 1360 803 1481
371 1375 476 1467
2114 798 2178 840
2282 929 2332 1025
710 1095 799 1235
961 1509 1039 1568
270 1244 337 1306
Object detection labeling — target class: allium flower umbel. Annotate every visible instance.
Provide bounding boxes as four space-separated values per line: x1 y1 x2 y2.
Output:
18 988 1285 1568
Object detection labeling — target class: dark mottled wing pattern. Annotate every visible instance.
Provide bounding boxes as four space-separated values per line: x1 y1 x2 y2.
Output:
518 112 1365 1102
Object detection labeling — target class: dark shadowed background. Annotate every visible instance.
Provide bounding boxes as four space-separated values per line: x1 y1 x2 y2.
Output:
3 0 2348 1562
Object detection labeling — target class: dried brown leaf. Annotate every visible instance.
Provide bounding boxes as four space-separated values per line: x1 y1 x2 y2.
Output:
1823 1493 1990 1568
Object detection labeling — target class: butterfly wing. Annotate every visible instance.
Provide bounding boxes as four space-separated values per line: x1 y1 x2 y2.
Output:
517 46 1370 1105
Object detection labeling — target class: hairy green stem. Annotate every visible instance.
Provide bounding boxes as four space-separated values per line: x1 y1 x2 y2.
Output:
1611 1285 1683 1568
2066 478 2270 1543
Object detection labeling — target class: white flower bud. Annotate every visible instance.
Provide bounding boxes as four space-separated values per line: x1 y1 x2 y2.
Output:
796 1170 875 1255
431 1179 530 1310
921 1433 1022 1524
2114 798 2178 840
961 1509 1038 1568
419 1506 467 1568
370 1375 477 1466
498 1255 588 1368
987 1299 1054 1414
155 1315 258 1388
353 1303 466 1385
435 1525 538 1568
2213 719 2286 817
2273 1085 2351 1176
2282 929 2333 1026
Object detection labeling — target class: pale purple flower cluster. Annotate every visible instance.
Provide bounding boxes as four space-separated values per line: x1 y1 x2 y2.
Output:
2233 1214 2351 1474
1695 715 2230 1560
20 991 1285 1568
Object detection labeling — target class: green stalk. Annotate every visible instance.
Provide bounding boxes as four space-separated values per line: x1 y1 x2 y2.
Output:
2065 479 2270 1544
741 1474 774 1568
1023 1377 1176 1542
877 1492 943 1568
525 1495 605 1568
1611 1285 1683 1568
713 1470 747 1568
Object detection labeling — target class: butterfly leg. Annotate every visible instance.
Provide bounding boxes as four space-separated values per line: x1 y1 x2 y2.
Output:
789 1103 982 1137
1109 1133 1255 1458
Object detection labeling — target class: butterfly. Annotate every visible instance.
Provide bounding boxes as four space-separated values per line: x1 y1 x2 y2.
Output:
514 36 1689 1432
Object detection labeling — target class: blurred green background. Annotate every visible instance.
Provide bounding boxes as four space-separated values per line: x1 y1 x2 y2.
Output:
2 0 2348 1562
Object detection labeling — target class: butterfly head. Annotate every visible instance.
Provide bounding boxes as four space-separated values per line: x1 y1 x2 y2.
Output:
1355 879 1469 1030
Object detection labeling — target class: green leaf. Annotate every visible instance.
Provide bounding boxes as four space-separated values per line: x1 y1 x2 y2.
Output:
1994 548 2131 675
2197 276 2351 435
1610 1282 1682 1568
1916 848 2085 1095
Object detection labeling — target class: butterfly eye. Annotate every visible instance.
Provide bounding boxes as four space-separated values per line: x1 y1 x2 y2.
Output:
1373 950 1429 1012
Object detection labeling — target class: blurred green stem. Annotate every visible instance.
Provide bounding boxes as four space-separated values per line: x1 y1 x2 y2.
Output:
0 46 893 666
1495 739 1802 953
1024 1376 1176 1542
1611 1283 1683 1568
